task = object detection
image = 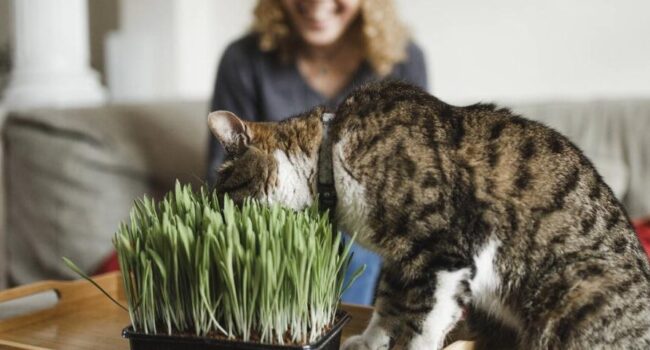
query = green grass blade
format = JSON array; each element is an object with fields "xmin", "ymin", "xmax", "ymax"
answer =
[{"xmin": 62, "ymin": 257, "xmax": 128, "ymax": 312}]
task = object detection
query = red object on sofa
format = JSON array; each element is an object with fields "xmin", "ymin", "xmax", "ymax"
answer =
[
  {"xmin": 94, "ymin": 250, "xmax": 119, "ymax": 275},
  {"xmin": 634, "ymin": 218, "xmax": 650, "ymax": 258}
]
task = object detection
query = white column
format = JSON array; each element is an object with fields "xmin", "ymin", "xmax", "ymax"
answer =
[{"xmin": 2, "ymin": 0, "xmax": 106, "ymax": 109}]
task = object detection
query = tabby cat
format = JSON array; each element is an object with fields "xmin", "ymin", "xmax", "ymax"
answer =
[{"xmin": 207, "ymin": 81, "xmax": 650, "ymax": 349}]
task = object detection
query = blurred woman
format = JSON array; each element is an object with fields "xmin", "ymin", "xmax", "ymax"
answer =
[{"xmin": 208, "ymin": 0, "xmax": 428, "ymax": 305}]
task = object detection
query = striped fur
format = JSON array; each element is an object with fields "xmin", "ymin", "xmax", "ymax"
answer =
[{"xmin": 209, "ymin": 81, "xmax": 650, "ymax": 349}]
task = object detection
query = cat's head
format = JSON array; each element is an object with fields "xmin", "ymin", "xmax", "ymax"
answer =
[{"xmin": 207, "ymin": 110, "xmax": 323, "ymax": 210}]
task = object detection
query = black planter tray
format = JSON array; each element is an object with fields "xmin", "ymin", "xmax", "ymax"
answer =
[{"xmin": 122, "ymin": 311, "xmax": 351, "ymax": 350}]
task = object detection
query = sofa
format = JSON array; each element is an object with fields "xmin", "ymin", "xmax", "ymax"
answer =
[
  {"xmin": 1, "ymin": 98, "xmax": 649, "ymax": 289},
  {"xmin": 1, "ymin": 101, "xmax": 208, "ymax": 288}
]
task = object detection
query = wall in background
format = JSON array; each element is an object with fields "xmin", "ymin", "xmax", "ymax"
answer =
[
  {"xmin": 398, "ymin": 0, "xmax": 650, "ymax": 104},
  {"xmin": 174, "ymin": 0, "xmax": 254, "ymax": 100},
  {"xmin": 104, "ymin": 0, "xmax": 253, "ymax": 101}
]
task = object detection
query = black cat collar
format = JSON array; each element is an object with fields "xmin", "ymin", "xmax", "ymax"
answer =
[{"xmin": 318, "ymin": 113, "xmax": 337, "ymax": 218}]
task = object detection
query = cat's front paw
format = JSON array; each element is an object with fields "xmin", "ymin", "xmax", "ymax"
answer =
[{"xmin": 341, "ymin": 334, "xmax": 389, "ymax": 350}]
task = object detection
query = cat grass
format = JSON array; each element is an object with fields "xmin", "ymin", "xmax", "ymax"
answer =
[{"xmin": 65, "ymin": 181, "xmax": 363, "ymax": 345}]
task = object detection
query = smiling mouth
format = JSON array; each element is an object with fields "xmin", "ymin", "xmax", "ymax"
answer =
[{"xmin": 297, "ymin": 2, "xmax": 338, "ymax": 29}]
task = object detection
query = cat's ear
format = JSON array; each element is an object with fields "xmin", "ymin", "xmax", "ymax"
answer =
[{"xmin": 208, "ymin": 110, "xmax": 252, "ymax": 155}]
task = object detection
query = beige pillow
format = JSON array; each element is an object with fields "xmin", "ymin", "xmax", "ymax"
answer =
[{"xmin": 3, "ymin": 101, "xmax": 207, "ymax": 286}]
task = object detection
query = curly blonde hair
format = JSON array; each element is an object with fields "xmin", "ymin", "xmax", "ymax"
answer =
[{"xmin": 252, "ymin": 0, "xmax": 409, "ymax": 76}]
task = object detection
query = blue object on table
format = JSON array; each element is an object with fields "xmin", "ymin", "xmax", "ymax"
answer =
[{"xmin": 341, "ymin": 237, "xmax": 382, "ymax": 305}]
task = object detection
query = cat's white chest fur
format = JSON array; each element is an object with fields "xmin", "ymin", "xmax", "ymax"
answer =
[
  {"xmin": 469, "ymin": 237, "xmax": 522, "ymax": 333},
  {"xmin": 268, "ymin": 150, "xmax": 314, "ymax": 210}
]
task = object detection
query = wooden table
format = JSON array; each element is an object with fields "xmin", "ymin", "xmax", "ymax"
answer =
[{"xmin": 0, "ymin": 272, "xmax": 473, "ymax": 349}]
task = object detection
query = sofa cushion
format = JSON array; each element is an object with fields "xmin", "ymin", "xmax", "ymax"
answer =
[{"xmin": 3, "ymin": 101, "xmax": 207, "ymax": 285}]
